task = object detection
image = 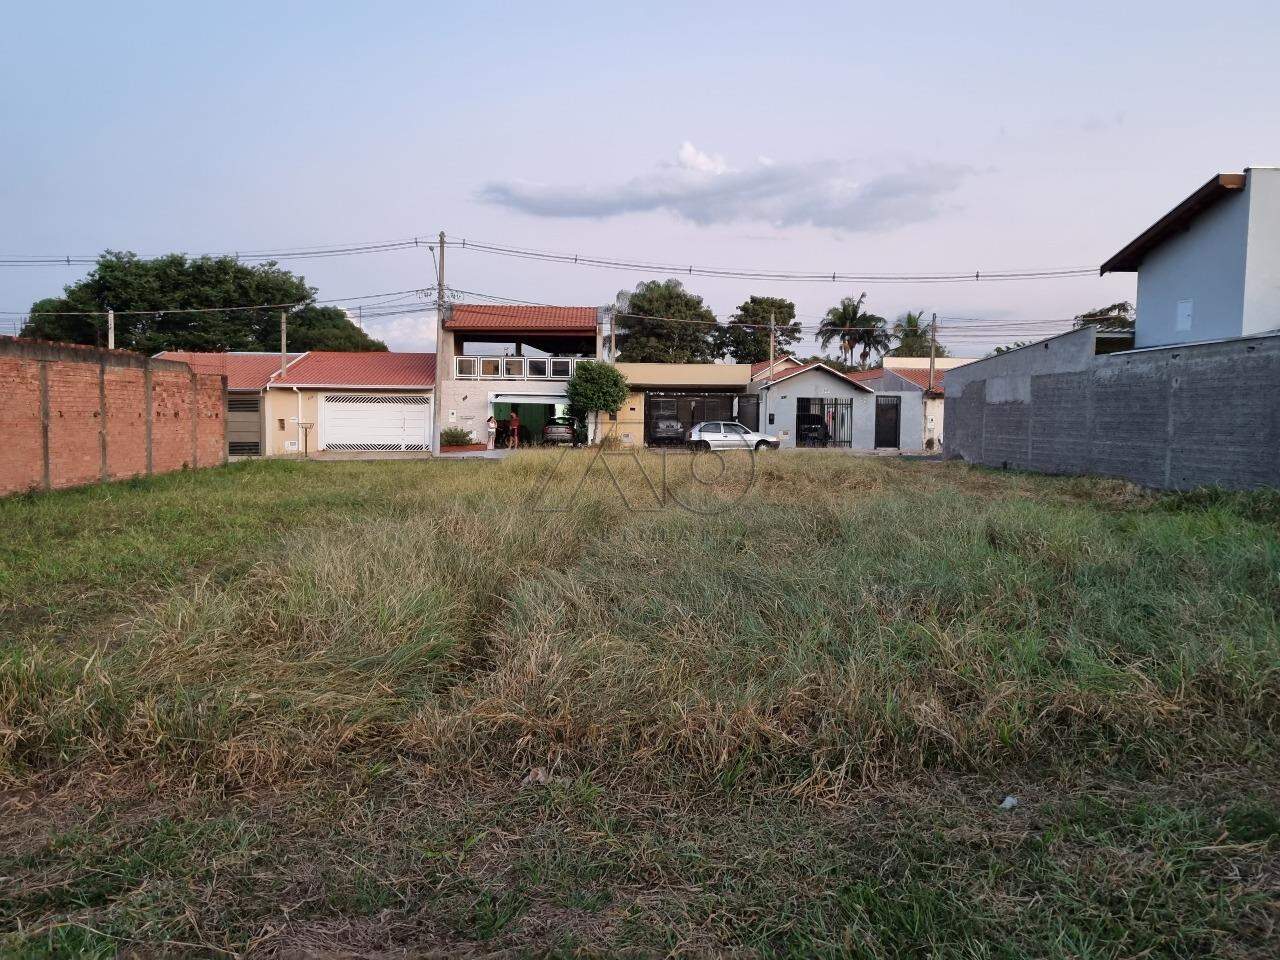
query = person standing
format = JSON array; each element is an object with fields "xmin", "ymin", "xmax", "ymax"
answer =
[
  {"xmin": 508, "ymin": 410, "xmax": 521, "ymax": 450},
  {"xmin": 485, "ymin": 415, "xmax": 497, "ymax": 450}
]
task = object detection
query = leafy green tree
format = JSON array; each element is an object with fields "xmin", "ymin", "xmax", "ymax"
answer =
[
  {"xmin": 614, "ymin": 280, "xmax": 718, "ymax": 363},
  {"xmin": 567, "ymin": 360, "xmax": 630, "ymax": 444},
  {"xmin": 887, "ymin": 310, "xmax": 947, "ymax": 358},
  {"xmin": 818, "ymin": 292, "xmax": 890, "ymax": 367},
  {"xmin": 288, "ymin": 306, "xmax": 387, "ymax": 351},
  {"xmin": 716, "ymin": 296, "xmax": 801, "ymax": 364},
  {"xmin": 20, "ymin": 251, "xmax": 385, "ymax": 353},
  {"xmin": 1073, "ymin": 301, "xmax": 1134, "ymax": 331}
]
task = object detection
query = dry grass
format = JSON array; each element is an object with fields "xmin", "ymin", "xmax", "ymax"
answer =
[{"xmin": 1, "ymin": 451, "xmax": 1278, "ymax": 957}]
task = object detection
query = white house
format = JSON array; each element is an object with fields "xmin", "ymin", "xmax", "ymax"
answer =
[{"xmin": 1101, "ymin": 167, "xmax": 1280, "ymax": 348}]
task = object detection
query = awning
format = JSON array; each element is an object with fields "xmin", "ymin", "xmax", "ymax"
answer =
[{"xmin": 489, "ymin": 392, "xmax": 568, "ymax": 405}]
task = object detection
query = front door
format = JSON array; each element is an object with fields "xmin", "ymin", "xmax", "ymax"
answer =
[{"xmin": 874, "ymin": 396, "xmax": 901, "ymax": 449}]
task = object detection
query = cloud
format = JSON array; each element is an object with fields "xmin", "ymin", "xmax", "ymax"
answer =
[
  {"xmin": 361, "ymin": 311, "xmax": 437, "ymax": 351},
  {"xmin": 477, "ymin": 142, "xmax": 970, "ymax": 231}
]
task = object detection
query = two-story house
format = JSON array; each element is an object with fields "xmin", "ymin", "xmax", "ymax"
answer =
[
  {"xmin": 1101, "ymin": 166, "xmax": 1280, "ymax": 347},
  {"xmin": 434, "ymin": 303, "xmax": 607, "ymax": 447}
]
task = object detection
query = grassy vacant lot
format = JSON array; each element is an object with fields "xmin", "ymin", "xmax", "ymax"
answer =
[{"xmin": 2, "ymin": 451, "xmax": 1278, "ymax": 958}]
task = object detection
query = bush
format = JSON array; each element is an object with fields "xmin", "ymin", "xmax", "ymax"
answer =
[{"xmin": 440, "ymin": 427, "xmax": 474, "ymax": 446}]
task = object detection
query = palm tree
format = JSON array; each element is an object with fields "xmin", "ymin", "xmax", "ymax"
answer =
[
  {"xmin": 818, "ymin": 293, "xmax": 891, "ymax": 368},
  {"xmin": 887, "ymin": 310, "xmax": 945, "ymax": 358}
]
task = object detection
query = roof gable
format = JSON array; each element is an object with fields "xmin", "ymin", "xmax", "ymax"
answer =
[
  {"xmin": 763, "ymin": 361, "xmax": 874, "ymax": 392},
  {"xmin": 1101, "ymin": 173, "xmax": 1247, "ymax": 273}
]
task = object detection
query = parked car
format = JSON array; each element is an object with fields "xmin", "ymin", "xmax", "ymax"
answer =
[
  {"xmin": 648, "ymin": 416, "xmax": 686, "ymax": 446},
  {"xmin": 796, "ymin": 418, "xmax": 831, "ymax": 447},
  {"xmin": 542, "ymin": 416, "xmax": 579, "ymax": 446},
  {"xmin": 687, "ymin": 421, "xmax": 780, "ymax": 451}
]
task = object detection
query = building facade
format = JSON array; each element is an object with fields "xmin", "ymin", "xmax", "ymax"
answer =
[{"xmin": 1102, "ymin": 167, "xmax": 1280, "ymax": 348}]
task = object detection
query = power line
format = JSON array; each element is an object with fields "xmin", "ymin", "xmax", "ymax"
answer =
[
  {"xmin": 2, "ymin": 286, "xmax": 436, "ymax": 318},
  {"xmin": 446, "ymin": 236, "xmax": 1098, "ymax": 284},
  {"xmin": 0, "ymin": 237, "xmax": 437, "ymax": 267}
]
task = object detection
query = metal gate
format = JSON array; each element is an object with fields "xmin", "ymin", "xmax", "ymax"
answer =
[
  {"xmin": 644, "ymin": 392, "xmax": 742, "ymax": 445},
  {"xmin": 737, "ymin": 394, "xmax": 760, "ymax": 431},
  {"xmin": 796, "ymin": 397, "xmax": 854, "ymax": 447},
  {"xmin": 227, "ymin": 394, "xmax": 262, "ymax": 456},
  {"xmin": 875, "ymin": 396, "xmax": 901, "ymax": 449}
]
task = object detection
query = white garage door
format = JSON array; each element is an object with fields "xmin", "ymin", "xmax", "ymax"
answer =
[{"xmin": 322, "ymin": 395, "xmax": 432, "ymax": 451}]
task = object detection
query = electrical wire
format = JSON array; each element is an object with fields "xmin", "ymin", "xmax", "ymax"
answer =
[{"xmin": 445, "ymin": 236, "xmax": 1098, "ymax": 284}]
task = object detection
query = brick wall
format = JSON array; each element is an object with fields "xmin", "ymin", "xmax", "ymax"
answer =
[{"xmin": 0, "ymin": 338, "xmax": 226, "ymax": 496}]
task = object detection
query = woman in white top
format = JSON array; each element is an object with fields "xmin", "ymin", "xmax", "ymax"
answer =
[{"xmin": 485, "ymin": 415, "xmax": 497, "ymax": 450}]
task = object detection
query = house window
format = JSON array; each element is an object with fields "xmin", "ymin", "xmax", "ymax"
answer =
[
  {"xmin": 1176, "ymin": 299, "xmax": 1193, "ymax": 333},
  {"xmin": 503, "ymin": 357, "xmax": 524, "ymax": 378},
  {"xmin": 456, "ymin": 356, "xmax": 478, "ymax": 378},
  {"xmin": 480, "ymin": 358, "xmax": 501, "ymax": 378},
  {"xmin": 527, "ymin": 358, "xmax": 548, "ymax": 378},
  {"xmin": 549, "ymin": 358, "xmax": 573, "ymax": 379}
]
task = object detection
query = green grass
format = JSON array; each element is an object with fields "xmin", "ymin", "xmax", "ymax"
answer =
[{"xmin": 1, "ymin": 452, "xmax": 1277, "ymax": 957}]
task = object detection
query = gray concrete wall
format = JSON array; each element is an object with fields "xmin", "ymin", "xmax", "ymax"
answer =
[{"xmin": 944, "ymin": 327, "xmax": 1280, "ymax": 490}]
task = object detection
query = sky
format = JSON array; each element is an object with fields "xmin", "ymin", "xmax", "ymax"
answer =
[{"xmin": 2, "ymin": 1, "xmax": 1279, "ymax": 356}]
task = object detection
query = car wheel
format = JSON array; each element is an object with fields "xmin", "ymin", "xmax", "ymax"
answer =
[
  {"xmin": 696, "ymin": 440, "xmax": 712, "ymax": 451},
  {"xmin": 755, "ymin": 440, "xmax": 770, "ymax": 451}
]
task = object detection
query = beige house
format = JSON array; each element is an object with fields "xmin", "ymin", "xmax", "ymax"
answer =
[
  {"xmin": 158, "ymin": 351, "xmax": 436, "ymax": 456},
  {"xmin": 610, "ymin": 362, "xmax": 755, "ymax": 446}
]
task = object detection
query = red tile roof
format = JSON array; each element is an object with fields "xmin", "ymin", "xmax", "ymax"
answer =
[
  {"xmin": 763, "ymin": 361, "xmax": 873, "ymax": 391},
  {"xmin": 272, "ymin": 352, "xmax": 436, "ymax": 388},
  {"xmin": 845, "ymin": 369, "xmax": 883, "ymax": 383},
  {"xmin": 446, "ymin": 304, "xmax": 598, "ymax": 333},
  {"xmin": 156, "ymin": 351, "xmax": 301, "ymax": 390},
  {"xmin": 750, "ymin": 355, "xmax": 801, "ymax": 379},
  {"xmin": 885, "ymin": 367, "xmax": 944, "ymax": 394}
]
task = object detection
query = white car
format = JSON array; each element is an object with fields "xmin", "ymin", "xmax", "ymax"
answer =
[{"xmin": 687, "ymin": 421, "xmax": 780, "ymax": 451}]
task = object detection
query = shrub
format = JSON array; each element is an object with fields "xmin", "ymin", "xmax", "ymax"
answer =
[
  {"xmin": 440, "ymin": 427, "xmax": 474, "ymax": 447},
  {"xmin": 566, "ymin": 361, "xmax": 628, "ymax": 417}
]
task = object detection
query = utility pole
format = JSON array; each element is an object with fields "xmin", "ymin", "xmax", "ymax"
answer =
[
  {"xmin": 280, "ymin": 310, "xmax": 288, "ymax": 381},
  {"xmin": 768, "ymin": 310, "xmax": 775, "ymax": 373},
  {"xmin": 107, "ymin": 309, "xmax": 115, "ymax": 350},
  {"xmin": 928, "ymin": 312, "xmax": 938, "ymax": 392},
  {"xmin": 433, "ymin": 232, "xmax": 446, "ymax": 452},
  {"xmin": 609, "ymin": 306, "xmax": 616, "ymax": 361}
]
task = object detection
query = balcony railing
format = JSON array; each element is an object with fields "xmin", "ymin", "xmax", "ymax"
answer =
[{"xmin": 454, "ymin": 355, "xmax": 584, "ymax": 380}]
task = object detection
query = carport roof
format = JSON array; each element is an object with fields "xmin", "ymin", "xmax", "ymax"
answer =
[{"xmin": 268, "ymin": 351, "xmax": 437, "ymax": 388}]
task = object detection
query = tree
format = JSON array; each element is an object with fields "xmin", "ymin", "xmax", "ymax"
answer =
[
  {"xmin": 19, "ymin": 251, "xmax": 385, "ymax": 353},
  {"xmin": 287, "ymin": 306, "xmax": 387, "ymax": 351},
  {"xmin": 818, "ymin": 292, "xmax": 890, "ymax": 367},
  {"xmin": 1073, "ymin": 301, "xmax": 1134, "ymax": 331},
  {"xmin": 795, "ymin": 353, "xmax": 858, "ymax": 374},
  {"xmin": 716, "ymin": 296, "xmax": 801, "ymax": 364},
  {"xmin": 614, "ymin": 280, "xmax": 718, "ymax": 363},
  {"xmin": 990, "ymin": 341, "xmax": 1032, "ymax": 356},
  {"xmin": 566, "ymin": 360, "xmax": 629, "ymax": 444},
  {"xmin": 887, "ymin": 310, "xmax": 948, "ymax": 359}
]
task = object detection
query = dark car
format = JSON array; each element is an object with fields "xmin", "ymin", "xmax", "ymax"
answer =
[
  {"xmin": 543, "ymin": 416, "xmax": 578, "ymax": 446},
  {"xmin": 796, "ymin": 418, "xmax": 831, "ymax": 447},
  {"xmin": 648, "ymin": 417, "xmax": 686, "ymax": 446}
]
